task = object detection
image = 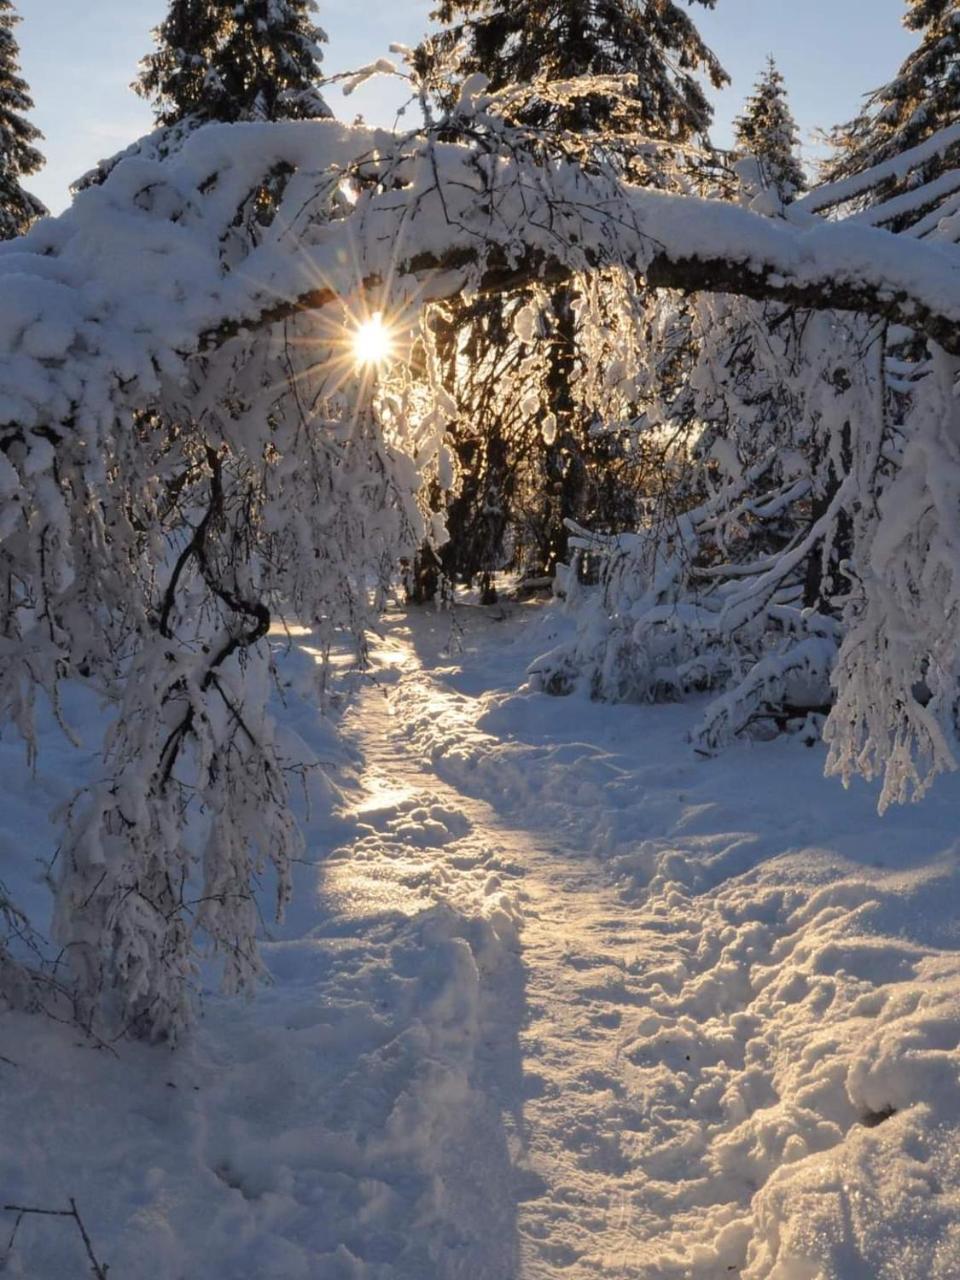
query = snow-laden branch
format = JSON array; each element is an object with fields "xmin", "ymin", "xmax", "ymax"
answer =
[
  {"xmin": 795, "ymin": 118, "xmax": 960, "ymax": 215},
  {"xmin": 5, "ymin": 116, "xmax": 960, "ymax": 448},
  {"xmin": 193, "ymin": 131, "xmax": 960, "ymax": 357}
]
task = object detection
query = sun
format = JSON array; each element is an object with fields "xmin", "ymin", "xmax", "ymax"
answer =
[{"xmin": 353, "ymin": 312, "xmax": 395, "ymax": 369}]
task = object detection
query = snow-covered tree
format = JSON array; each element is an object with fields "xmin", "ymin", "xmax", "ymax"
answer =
[
  {"xmin": 416, "ymin": 0, "xmax": 727, "ymax": 587},
  {"xmin": 430, "ymin": 0, "xmax": 726, "ymax": 142},
  {"xmin": 734, "ymin": 57, "xmax": 806, "ymax": 203},
  {"xmin": 3, "ymin": 96, "xmax": 960, "ymax": 1032},
  {"xmin": 0, "ymin": 0, "xmax": 44, "ymax": 240},
  {"xmin": 807, "ymin": 4, "xmax": 960, "ymax": 806},
  {"xmin": 136, "ymin": 0, "xmax": 332, "ymax": 125},
  {"xmin": 40, "ymin": 5, "xmax": 338, "ymax": 1036},
  {"xmin": 823, "ymin": 0, "xmax": 960, "ymax": 225}
]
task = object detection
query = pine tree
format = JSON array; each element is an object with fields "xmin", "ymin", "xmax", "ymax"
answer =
[
  {"xmin": 0, "ymin": 0, "xmax": 45, "ymax": 240},
  {"xmin": 823, "ymin": 0, "xmax": 960, "ymax": 215},
  {"xmin": 137, "ymin": 0, "xmax": 331, "ymax": 126},
  {"xmin": 734, "ymin": 57, "xmax": 806, "ymax": 202}
]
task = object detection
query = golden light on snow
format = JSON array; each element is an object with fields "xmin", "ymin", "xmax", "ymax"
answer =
[{"xmin": 352, "ymin": 312, "xmax": 395, "ymax": 369}]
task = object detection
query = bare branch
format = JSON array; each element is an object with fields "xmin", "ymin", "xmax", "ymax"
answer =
[{"xmin": 3, "ymin": 1200, "xmax": 109, "ymax": 1279}]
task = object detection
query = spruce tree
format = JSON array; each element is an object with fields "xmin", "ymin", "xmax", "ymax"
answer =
[
  {"xmin": 137, "ymin": 0, "xmax": 331, "ymax": 126},
  {"xmin": 734, "ymin": 57, "xmax": 806, "ymax": 201},
  {"xmin": 430, "ymin": 0, "xmax": 726, "ymax": 141},
  {"xmin": 0, "ymin": 0, "xmax": 45, "ymax": 240},
  {"xmin": 824, "ymin": 0, "xmax": 960, "ymax": 215},
  {"xmin": 422, "ymin": 0, "xmax": 727, "ymax": 588}
]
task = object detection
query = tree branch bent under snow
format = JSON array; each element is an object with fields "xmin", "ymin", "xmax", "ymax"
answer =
[
  {"xmin": 3, "ymin": 116, "xmax": 960, "ymax": 1038},
  {"xmin": 4, "ymin": 119, "xmax": 960, "ymax": 425},
  {"xmin": 196, "ymin": 160, "xmax": 960, "ymax": 361}
]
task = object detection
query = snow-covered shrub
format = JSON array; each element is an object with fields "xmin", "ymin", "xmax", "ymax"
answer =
[
  {"xmin": 826, "ymin": 346, "xmax": 960, "ymax": 810},
  {"xmin": 531, "ymin": 510, "xmax": 840, "ymax": 749},
  {"xmin": 531, "ymin": 294, "xmax": 882, "ymax": 751}
]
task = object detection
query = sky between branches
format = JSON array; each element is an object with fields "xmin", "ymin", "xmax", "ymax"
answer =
[{"xmin": 18, "ymin": 0, "xmax": 913, "ymax": 214}]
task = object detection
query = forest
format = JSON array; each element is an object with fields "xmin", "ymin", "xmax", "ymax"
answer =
[{"xmin": 1, "ymin": 2, "xmax": 960, "ymax": 1278}]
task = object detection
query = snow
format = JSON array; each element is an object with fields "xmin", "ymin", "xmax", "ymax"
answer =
[{"xmin": 2, "ymin": 600, "xmax": 960, "ymax": 1278}]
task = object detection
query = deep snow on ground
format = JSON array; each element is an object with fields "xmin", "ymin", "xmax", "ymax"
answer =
[{"xmin": 1, "ymin": 600, "xmax": 960, "ymax": 1278}]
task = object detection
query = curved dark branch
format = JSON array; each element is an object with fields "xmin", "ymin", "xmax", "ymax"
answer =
[{"xmin": 195, "ymin": 236, "xmax": 960, "ymax": 359}]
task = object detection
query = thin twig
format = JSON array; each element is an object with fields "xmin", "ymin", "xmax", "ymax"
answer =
[{"xmin": 3, "ymin": 1200, "xmax": 109, "ymax": 1278}]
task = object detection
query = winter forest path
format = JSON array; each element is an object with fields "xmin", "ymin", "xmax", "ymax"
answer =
[
  {"xmin": 317, "ymin": 602, "xmax": 960, "ymax": 1280},
  {"xmin": 3, "ymin": 603, "xmax": 959, "ymax": 1279},
  {"xmin": 329, "ymin": 608, "xmax": 672, "ymax": 1278}
]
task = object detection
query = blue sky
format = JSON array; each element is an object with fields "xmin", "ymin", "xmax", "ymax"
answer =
[{"xmin": 16, "ymin": 0, "xmax": 914, "ymax": 213}]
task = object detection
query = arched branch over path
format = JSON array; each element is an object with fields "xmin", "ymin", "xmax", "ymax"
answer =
[
  {"xmin": 3, "ymin": 117, "xmax": 959, "ymax": 422},
  {"xmin": 187, "ymin": 127, "xmax": 960, "ymax": 359},
  {"xmin": 2, "ymin": 114, "xmax": 959, "ymax": 1036}
]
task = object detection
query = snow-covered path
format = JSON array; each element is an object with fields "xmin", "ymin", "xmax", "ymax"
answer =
[
  {"xmin": 322, "ymin": 605, "xmax": 960, "ymax": 1278},
  {"xmin": 2, "ymin": 601, "xmax": 960, "ymax": 1278},
  {"xmin": 332, "ymin": 616, "xmax": 673, "ymax": 1277}
]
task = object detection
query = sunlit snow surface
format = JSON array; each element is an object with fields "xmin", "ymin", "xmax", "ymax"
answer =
[{"xmin": 1, "ymin": 601, "xmax": 959, "ymax": 1278}]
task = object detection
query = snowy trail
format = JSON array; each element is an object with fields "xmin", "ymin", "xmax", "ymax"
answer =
[
  {"xmin": 321, "ymin": 604, "xmax": 960, "ymax": 1279},
  {"xmin": 330, "ymin": 617, "xmax": 669, "ymax": 1277},
  {"xmin": 3, "ymin": 601, "xmax": 960, "ymax": 1279}
]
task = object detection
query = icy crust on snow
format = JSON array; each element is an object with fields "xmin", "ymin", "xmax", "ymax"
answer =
[{"xmin": 398, "ymin": 606, "xmax": 960, "ymax": 1279}]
